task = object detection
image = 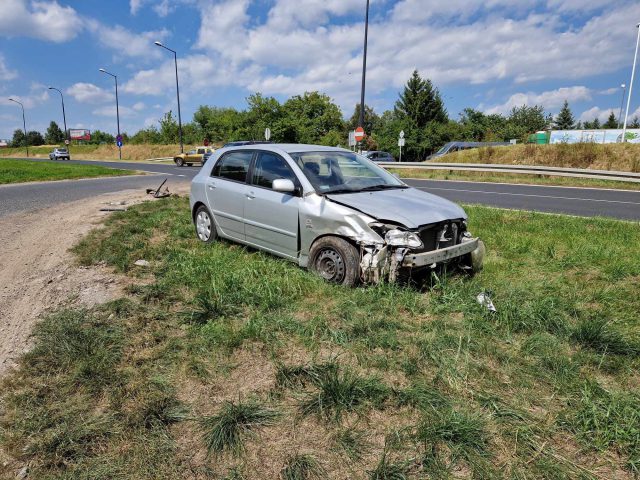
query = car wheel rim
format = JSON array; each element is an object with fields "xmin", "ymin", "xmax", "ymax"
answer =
[
  {"xmin": 196, "ymin": 211, "xmax": 211, "ymax": 241},
  {"xmin": 316, "ymin": 248, "xmax": 345, "ymax": 283}
]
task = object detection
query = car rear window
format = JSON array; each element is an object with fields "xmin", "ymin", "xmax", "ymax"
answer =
[{"xmin": 212, "ymin": 151, "xmax": 253, "ymax": 182}]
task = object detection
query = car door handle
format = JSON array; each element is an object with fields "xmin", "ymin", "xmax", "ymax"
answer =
[
  {"xmin": 246, "ymin": 191, "xmax": 255, "ymax": 199},
  {"xmin": 208, "ymin": 183, "xmax": 216, "ymax": 190}
]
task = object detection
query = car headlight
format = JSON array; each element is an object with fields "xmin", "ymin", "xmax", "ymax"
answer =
[{"xmin": 385, "ymin": 229, "xmax": 423, "ymax": 248}]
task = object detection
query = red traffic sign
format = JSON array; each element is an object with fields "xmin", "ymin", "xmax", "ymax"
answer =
[
  {"xmin": 64, "ymin": 139, "xmax": 70, "ymax": 145},
  {"xmin": 203, "ymin": 138, "xmax": 210, "ymax": 146},
  {"xmin": 354, "ymin": 127, "xmax": 365, "ymax": 142}
]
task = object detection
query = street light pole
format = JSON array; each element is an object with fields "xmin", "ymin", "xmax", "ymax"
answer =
[
  {"xmin": 48, "ymin": 87, "xmax": 69, "ymax": 150},
  {"xmin": 99, "ymin": 68, "xmax": 121, "ymax": 159},
  {"xmin": 8, "ymin": 98, "xmax": 28, "ymax": 157},
  {"xmin": 359, "ymin": 0, "xmax": 370, "ymax": 130},
  {"xmin": 622, "ymin": 23, "xmax": 640, "ymax": 142},
  {"xmin": 618, "ymin": 84, "xmax": 627, "ymax": 128},
  {"xmin": 154, "ymin": 41, "xmax": 184, "ymax": 153}
]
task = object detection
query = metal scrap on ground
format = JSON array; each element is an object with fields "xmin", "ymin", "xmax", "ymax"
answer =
[{"xmin": 146, "ymin": 178, "xmax": 171, "ymax": 198}]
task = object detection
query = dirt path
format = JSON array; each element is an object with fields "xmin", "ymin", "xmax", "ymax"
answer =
[{"xmin": 0, "ymin": 182, "xmax": 190, "ymax": 378}]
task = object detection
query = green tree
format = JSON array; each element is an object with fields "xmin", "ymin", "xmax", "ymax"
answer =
[
  {"xmin": 584, "ymin": 118, "xmax": 601, "ymax": 129},
  {"xmin": 159, "ymin": 111, "xmax": 179, "ymax": 143},
  {"xmin": 603, "ymin": 111, "xmax": 618, "ymax": 129},
  {"xmin": 45, "ymin": 121, "xmax": 65, "ymax": 144},
  {"xmin": 553, "ymin": 101, "xmax": 575, "ymax": 130},
  {"xmin": 243, "ymin": 93, "xmax": 283, "ymax": 140},
  {"xmin": 26, "ymin": 130, "xmax": 44, "ymax": 146},
  {"xmin": 630, "ymin": 117, "xmax": 640, "ymax": 129},
  {"xmin": 10, "ymin": 129, "xmax": 25, "ymax": 148},
  {"xmin": 278, "ymin": 92, "xmax": 344, "ymax": 144},
  {"xmin": 394, "ymin": 70, "xmax": 447, "ymax": 128},
  {"xmin": 89, "ymin": 130, "xmax": 115, "ymax": 144},
  {"xmin": 505, "ymin": 105, "xmax": 551, "ymax": 141},
  {"xmin": 193, "ymin": 106, "xmax": 245, "ymax": 142}
]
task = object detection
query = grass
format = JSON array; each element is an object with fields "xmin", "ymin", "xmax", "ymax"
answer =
[
  {"xmin": 432, "ymin": 142, "xmax": 640, "ymax": 172},
  {"xmin": 1, "ymin": 197, "xmax": 639, "ymax": 478},
  {"xmin": 389, "ymin": 167, "xmax": 640, "ymax": 190},
  {"xmin": 0, "ymin": 158, "xmax": 134, "ymax": 184}
]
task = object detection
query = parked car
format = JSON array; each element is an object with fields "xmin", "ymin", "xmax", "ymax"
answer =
[
  {"xmin": 365, "ymin": 151, "xmax": 396, "ymax": 162},
  {"xmin": 190, "ymin": 144, "xmax": 485, "ymax": 286},
  {"xmin": 173, "ymin": 146, "xmax": 214, "ymax": 167},
  {"xmin": 49, "ymin": 148, "xmax": 70, "ymax": 161},
  {"xmin": 223, "ymin": 141, "xmax": 272, "ymax": 148}
]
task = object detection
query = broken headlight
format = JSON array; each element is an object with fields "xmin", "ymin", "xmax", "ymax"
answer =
[{"xmin": 385, "ymin": 229, "xmax": 423, "ymax": 248}]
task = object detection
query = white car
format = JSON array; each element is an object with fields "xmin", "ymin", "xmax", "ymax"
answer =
[{"xmin": 49, "ymin": 148, "xmax": 70, "ymax": 161}]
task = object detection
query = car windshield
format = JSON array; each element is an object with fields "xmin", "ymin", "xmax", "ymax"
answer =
[
  {"xmin": 58, "ymin": 149, "xmax": 67, "ymax": 153},
  {"xmin": 290, "ymin": 150, "xmax": 405, "ymax": 194}
]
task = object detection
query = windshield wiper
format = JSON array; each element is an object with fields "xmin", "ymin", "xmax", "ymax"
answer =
[{"xmin": 356, "ymin": 184, "xmax": 408, "ymax": 192}]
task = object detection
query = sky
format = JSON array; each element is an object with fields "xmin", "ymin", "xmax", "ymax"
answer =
[{"xmin": 1, "ymin": 0, "xmax": 640, "ymax": 140}]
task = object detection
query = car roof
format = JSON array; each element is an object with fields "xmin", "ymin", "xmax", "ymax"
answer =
[{"xmin": 221, "ymin": 143, "xmax": 351, "ymax": 155}]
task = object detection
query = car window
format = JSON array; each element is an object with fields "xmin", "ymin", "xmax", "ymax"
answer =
[
  {"xmin": 212, "ymin": 151, "xmax": 253, "ymax": 182},
  {"xmin": 251, "ymin": 152, "xmax": 298, "ymax": 190},
  {"xmin": 197, "ymin": 148, "xmax": 205, "ymax": 154},
  {"xmin": 290, "ymin": 151, "xmax": 404, "ymax": 194},
  {"xmin": 187, "ymin": 150, "xmax": 196, "ymax": 154}
]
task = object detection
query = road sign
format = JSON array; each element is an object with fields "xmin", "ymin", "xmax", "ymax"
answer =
[
  {"xmin": 116, "ymin": 134, "xmax": 123, "ymax": 143},
  {"xmin": 64, "ymin": 139, "xmax": 70, "ymax": 145},
  {"xmin": 265, "ymin": 128, "xmax": 271, "ymax": 141},
  {"xmin": 399, "ymin": 130, "xmax": 405, "ymax": 139},
  {"xmin": 116, "ymin": 140, "xmax": 123, "ymax": 147},
  {"xmin": 203, "ymin": 138, "xmax": 210, "ymax": 146},
  {"xmin": 348, "ymin": 131, "xmax": 356, "ymax": 148},
  {"xmin": 398, "ymin": 138, "xmax": 405, "ymax": 147},
  {"xmin": 354, "ymin": 127, "xmax": 365, "ymax": 142}
]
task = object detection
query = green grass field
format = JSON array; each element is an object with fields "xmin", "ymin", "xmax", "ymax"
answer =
[
  {"xmin": 0, "ymin": 158, "xmax": 135, "ymax": 184},
  {"xmin": 1, "ymin": 198, "xmax": 639, "ymax": 479}
]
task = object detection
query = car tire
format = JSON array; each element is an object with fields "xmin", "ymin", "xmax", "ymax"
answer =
[
  {"xmin": 194, "ymin": 205, "xmax": 217, "ymax": 244},
  {"xmin": 309, "ymin": 236, "xmax": 360, "ymax": 287},
  {"xmin": 175, "ymin": 157, "xmax": 184, "ymax": 167},
  {"xmin": 187, "ymin": 163, "xmax": 193, "ymax": 167}
]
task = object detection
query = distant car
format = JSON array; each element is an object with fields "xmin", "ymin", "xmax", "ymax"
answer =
[
  {"xmin": 428, "ymin": 141, "xmax": 513, "ymax": 159},
  {"xmin": 173, "ymin": 146, "xmax": 214, "ymax": 167},
  {"xmin": 202, "ymin": 151, "xmax": 214, "ymax": 164},
  {"xmin": 223, "ymin": 141, "xmax": 272, "ymax": 148},
  {"xmin": 365, "ymin": 151, "xmax": 396, "ymax": 162},
  {"xmin": 49, "ymin": 148, "xmax": 70, "ymax": 161}
]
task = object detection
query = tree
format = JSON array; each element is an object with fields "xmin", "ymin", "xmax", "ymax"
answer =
[
  {"xmin": 158, "ymin": 111, "xmax": 179, "ymax": 144},
  {"xmin": 505, "ymin": 105, "xmax": 551, "ymax": 141},
  {"xmin": 347, "ymin": 104, "xmax": 379, "ymax": 135},
  {"xmin": 603, "ymin": 111, "xmax": 618, "ymax": 129},
  {"xmin": 45, "ymin": 121, "xmax": 65, "ymax": 144},
  {"xmin": 584, "ymin": 118, "xmax": 601, "ymax": 130},
  {"xmin": 278, "ymin": 92, "xmax": 344, "ymax": 144},
  {"xmin": 630, "ymin": 117, "xmax": 640, "ymax": 129},
  {"xmin": 26, "ymin": 130, "xmax": 44, "ymax": 146},
  {"xmin": 11, "ymin": 129, "xmax": 25, "ymax": 148},
  {"xmin": 553, "ymin": 100, "xmax": 575, "ymax": 130},
  {"xmin": 394, "ymin": 70, "xmax": 447, "ymax": 128}
]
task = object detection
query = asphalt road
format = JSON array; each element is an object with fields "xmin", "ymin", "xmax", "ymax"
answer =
[{"xmin": 2, "ymin": 158, "xmax": 640, "ymax": 221}]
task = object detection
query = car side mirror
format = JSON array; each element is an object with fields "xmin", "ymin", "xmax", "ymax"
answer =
[{"xmin": 272, "ymin": 179, "xmax": 296, "ymax": 193}]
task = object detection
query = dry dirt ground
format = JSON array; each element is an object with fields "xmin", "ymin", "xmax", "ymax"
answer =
[{"xmin": 0, "ymin": 181, "xmax": 190, "ymax": 379}]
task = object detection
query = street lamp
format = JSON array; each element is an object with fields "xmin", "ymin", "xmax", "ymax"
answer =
[
  {"xmin": 48, "ymin": 87, "xmax": 69, "ymax": 150},
  {"xmin": 8, "ymin": 98, "xmax": 28, "ymax": 157},
  {"xmin": 622, "ymin": 23, "xmax": 640, "ymax": 142},
  {"xmin": 99, "ymin": 68, "xmax": 121, "ymax": 159},
  {"xmin": 154, "ymin": 41, "xmax": 184, "ymax": 153},
  {"xmin": 358, "ymin": 0, "xmax": 370, "ymax": 131},
  {"xmin": 618, "ymin": 84, "xmax": 626, "ymax": 128}
]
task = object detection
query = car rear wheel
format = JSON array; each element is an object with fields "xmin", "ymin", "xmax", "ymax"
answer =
[
  {"xmin": 309, "ymin": 237, "xmax": 360, "ymax": 287},
  {"xmin": 195, "ymin": 205, "xmax": 216, "ymax": 243},
  {"xmin": 175, "ymin": 157, "xmax": 184, "ymax": 167}
]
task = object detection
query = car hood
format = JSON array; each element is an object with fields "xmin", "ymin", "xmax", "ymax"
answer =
[{"xmin": 326, "ymin": 187, "xmax": 466, "ymax": 229}]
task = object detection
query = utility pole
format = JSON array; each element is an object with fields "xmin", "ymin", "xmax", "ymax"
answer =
[
  {"xmin": 48, "ymin": 87, "xmax": 69, "ymax": 150},
  {"xmin": 155, "ymin": 41, "xmax": 184, "ymax": 153},
  {"xmin": 8, "ymin": 98, "xmax": 28, "ymax": 157},
  {"xmin": 99, "ymin": 68, "xmax": 121, "ymax": 159},
  {"xmin": 359, "ymin": 0, "xmax": 370, "ymax": 130},
  {"xmin": 622, "ymin": 23, "xmax": 640, "ymax": 142}
]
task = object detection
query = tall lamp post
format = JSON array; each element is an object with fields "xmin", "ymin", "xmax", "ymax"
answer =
[
  {"xmin": 48, "ymin": 87, "xmax": 69, "ymax": 150},
  {"xmin": 154, "ymin": 41, "xmax": 184, "ymax": 153},
  {"xmin": 618, "ymin": 84, "xmax": 626, "ymax": 128},
  {"xmin": 8, "ymin": 98, "xmax": 28, "ymax": 157},
  {"xmin": 359, "ymin": 0, "xmax": 370, "ymax": 131},
  {"xmin": 99, "ymin": 68, "xmax": 121, "ymax": 159},
  {"xmin": 622, "ymin": 23, "xmax": 640, "ymax": 142}
]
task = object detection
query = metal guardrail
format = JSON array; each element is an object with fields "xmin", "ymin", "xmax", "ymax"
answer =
[{"xmin": 377, "ymin": 162, "xmax": 640, "ymax": 183}]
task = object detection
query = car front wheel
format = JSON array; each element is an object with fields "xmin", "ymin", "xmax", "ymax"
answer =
[
  {"xmin": 175, "ymin": 157, "xmax": 184, "ymax": 167},
  {"xmin": 194, "ymin": 205, "xmax": 216, "ymax": 243},
  {"xmin": 309, "ymin": 236, "xmax": 360, "ymax": 287}
]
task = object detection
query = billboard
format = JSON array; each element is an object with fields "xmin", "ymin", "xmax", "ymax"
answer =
[
  {"xmin": 69, "ymin": 129, "xmax": 91, "ymax": 141},
  {"xmin": 549, "ymin": 129, "xmax": 640, "ymax": 144}
]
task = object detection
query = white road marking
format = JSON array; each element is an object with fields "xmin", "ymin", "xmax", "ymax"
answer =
[{"xmin": 415, "ymin": 186, "xmax": 640, "ymax": 206}]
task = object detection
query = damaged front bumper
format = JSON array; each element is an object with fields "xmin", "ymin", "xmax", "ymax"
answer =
[{"xmin": 360, "ymin": 236, "xmax": 486, "ymax": 284}]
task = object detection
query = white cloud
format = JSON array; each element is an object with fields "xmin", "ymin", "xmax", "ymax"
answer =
[
  {"xmin": 66, "ymin": 83, "xmax": 113, "ymax": 104},
  {"xmin": 92, "ymin": 105, "xmax": 136, "ymax": 118},
  {"xmin": 132, "ymin": 102, "xmax": 146, "ymax": 111},
  {"xmin": 579, "ymin": 106, "xmax": 619, "ymax": 123},
  {"xmin": 86, "ymin": 21, "xmax": 170, "ymax": 60},
  {"xmin": 0, "ymin": 55, "xmax": 17, "ymax": 81},
  {"xmin": 130, "ymin": 0, "xmax": 174, "ymax": 16},
  {"xmin": 600, "ymin": 87, "xmax": 624, "ymax": 95},
  {"xmin": 0, "ymin": 0, "xmax": 83, "ymax": 42},
  {"xmin": 1, "ymin": 82, "xmax": 50, "ymax": 109},
  {"xmin": 130, "ymin": 0, "xmax": 143, "ymax": 14},
  {"xmin": 484, "ymin": 86, "xmax": 592, "ymax": 115}
]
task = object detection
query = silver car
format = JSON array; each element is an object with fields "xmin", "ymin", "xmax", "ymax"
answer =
[{"xmin": 190, "ymin": 144, "xmax": 485, "ymax": 286}]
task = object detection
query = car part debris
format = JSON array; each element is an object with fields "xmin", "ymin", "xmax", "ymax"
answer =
[
  {"xmin": 134, "ymin": 259, "xmax": 150, "ymax": 267},
  {"xmin": 146, "ymin": 178, "xmax": 170, "ymax": 198},
  {"xmin": 99, "ymin": 208, "xmax": 126, "ymax": 212},
  {"xmin": 476, "ymin": 291, "xmax": 496, "ymax": 313}
]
